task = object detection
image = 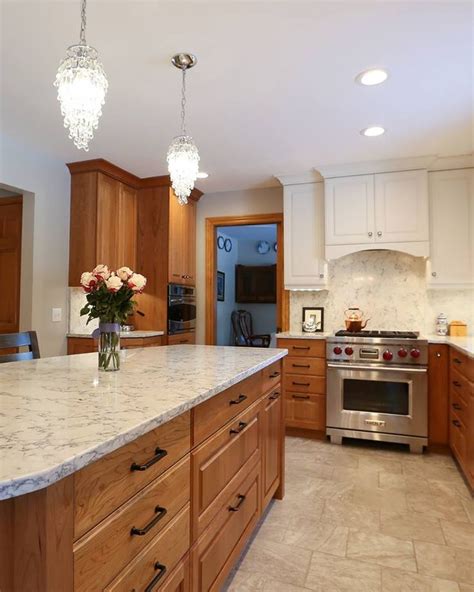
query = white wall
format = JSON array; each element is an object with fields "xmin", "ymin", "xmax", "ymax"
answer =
[
  {"xmin": 0, "ymin": 133, "xmax": 70, "ymax": 356},
  {"xmin": 216, "ymin": 230, "xmax": 238, "ymax": 345},
  {"xmin": 195, "ymin": 187, "xmax": 283, "ymax": 343}
]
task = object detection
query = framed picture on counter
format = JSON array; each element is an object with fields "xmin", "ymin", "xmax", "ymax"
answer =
[
  {"xmin": 217, "ymin": 271, "xmax": 225, "ymax": 302},
  {"xmin": 302, "ymin": 307, "xmax": 324, "ymax": 332}
]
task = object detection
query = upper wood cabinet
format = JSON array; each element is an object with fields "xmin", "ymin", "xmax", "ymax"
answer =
[
  {"xmin": 324, "ymin": 170, "xmax": 429, "ymax": 258},
  {"xmin": 427, "ymin": 168, "xmax": 474, "ymax": 288},
  {"xmin": 282, "ymin": 182, "xmax": 327, "ymax": 289},
  {"xmin": 169, "ymin": 195, "xmax": 196, "ymax": 285}
]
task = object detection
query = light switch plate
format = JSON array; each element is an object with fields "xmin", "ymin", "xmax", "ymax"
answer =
[{"xmin": 52, "ymin": 308, "xmax": 62, "ymax": 322}]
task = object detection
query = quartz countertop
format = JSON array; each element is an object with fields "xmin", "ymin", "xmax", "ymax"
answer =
[
  {"xmin": 276, "ymin": 331, "xmax": 332, "ymax": 340},
  {"xmin": 67, "ymin": 330, "xmax": 165, "ymax": 339},
  {"xmin": 0, "ymin": 345, "xmax": 287, "ymax": 500},
  {"xmin": 425, "ymin": 334, "xmax": 474, "ymax": 358}
]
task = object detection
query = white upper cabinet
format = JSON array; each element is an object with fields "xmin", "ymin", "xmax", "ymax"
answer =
[
  {"xmin": 374, "ymin": 170, "xmax": 429, "ymax": 243},
  {"xmin": 283, "ymin": 182, "xmax": 327, "ymax": 289},
  {"xmin": 324, "ymin": 169, "xmax": 429, "ymax": 259},
  {"xmin": 427, "ymin": 168, "xmax": 474, "ymax": 288},
  {"xmin": 325, "ymin": 175, "xmax": 375, "ymax": 245}
]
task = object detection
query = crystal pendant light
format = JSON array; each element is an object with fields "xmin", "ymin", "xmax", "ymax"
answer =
[
  {"xmin": 167, "ymin": 53, "xmax": 200, "ymax": 205},
  {"xmin": 54, "ymin": 0, "xmax": 108, "ymax": 151}
]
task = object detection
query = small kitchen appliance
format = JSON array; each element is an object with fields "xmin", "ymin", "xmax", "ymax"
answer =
[
  {"xmin": 344, "ymin": 308, "xmax": 370, "ymax": 333},
  {"xmin": 326, "ymin": 330, "xmax": 428, "ymax": 453}
]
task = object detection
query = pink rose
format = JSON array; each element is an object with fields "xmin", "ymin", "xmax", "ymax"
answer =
[
  {"xmin": 105, "ymin": 274, "xmax": 123, "ymax": 292},
  {"xmin": 128, "ymin": 273, "xmax": 147, "ymax": 293},
  {"xmin": 80, "ymin": 271, "xmax": 98, "ymax": 293},
  {"xmin": 92, "ymin": 264, "xmax": 110, "ymax": 281},
  {"xmin": 116, "ymin": 266, "xmax": 133, "ymax": 281}
]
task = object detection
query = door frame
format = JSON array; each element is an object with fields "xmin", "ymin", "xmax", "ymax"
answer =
[{"xmin": 205, "ymin": 213, "xmax": 289, "ymax": 345}]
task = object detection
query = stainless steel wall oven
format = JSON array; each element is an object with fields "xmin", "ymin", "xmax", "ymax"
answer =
[{"xmin": 168, "ymin": 284, "xmax": 196, "ymax": 335}]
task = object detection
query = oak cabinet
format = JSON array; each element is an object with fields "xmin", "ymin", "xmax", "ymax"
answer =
[
  {"xmin": 262, "ymin": 387, "xmax": 282, "ymax": 508},
  {"xmin": 282, "ymin": 181, "xmax": 327, "ymax": 289},
  {"xmin": 427, "ymin": 169, "xmax": 474, "ymax": 288},
  {"xmin": 167, "ymin": 332, "xmax": 196, "ymax": 346},
  {"xmin": 428, "ymin": 344, "xmax": 449, "ymax": 445},
  {"xmin": 0, "ymin": 197, "xmax": 22, "ymax": 333},
  {"xmin": 169, "ymin": 195, "xmax": 196, "ymax": 286},
  {"xmin": 67, "ymin": 335, "xmax": 164, "ymax": 355}
]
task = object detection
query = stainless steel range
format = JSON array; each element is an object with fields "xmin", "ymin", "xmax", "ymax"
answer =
[{"xmin": 326, "ymin": 330, "xmax": 428, "ymax": 453}]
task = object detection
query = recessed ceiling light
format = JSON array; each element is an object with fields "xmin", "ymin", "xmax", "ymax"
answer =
[
  {"xmin": 196, "ymin": 171, "xmax": 209, "ymax": 179},
  {"xmin": 356, "ymin": 68, "xmax": 388, "ymax": 86},
  {"xmin": 361, "ymin": 126, "xmax": 386, "ymax": 137}
]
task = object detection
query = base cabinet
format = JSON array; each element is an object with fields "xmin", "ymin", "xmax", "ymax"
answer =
[
  {"xmin": 428, "ymin": 344, "xmax": 449, "ymax": 445},
  {"xmin": 262, "ymin": 387, "xmax": 282, "ymax": 508},
  {"xmin": 67, "ymin": 335, "xmax": 164, "ymax": 354}
]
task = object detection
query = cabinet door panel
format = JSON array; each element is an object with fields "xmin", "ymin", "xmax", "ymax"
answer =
[
  {"xmin": 374, "ymin": 170, "xmax": 429, "ymax": 243},
  {"xmin": 325, "ymin": 175, "xmax": 374, "ymax": 245},
  {"xmin": 169, "ymin": 192, "xmax": 195, "ymax": 285},
  {"xmin": 285, "ymin": 392, "xmax": 326, "ymax": 430},
  {"xmin": 428, "ymin": 169, "xmax": 474, "ymax": 287},
  {"xmin": 428, "ymin": 344, "xmax": 449, "ymax": 445},
  {"xmin": 97, "ymin": 173, "xmax": 120, "ymax": 270},
  {"xmin": 117, "ymin": 182, "xmax": 137, "ymax": 270},
  {"xmin": 262, "ymin": 389, "xmax": 281, "ymax": 507}
]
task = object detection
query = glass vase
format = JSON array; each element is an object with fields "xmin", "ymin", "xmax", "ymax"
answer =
[{"xmin": 98, "ymin": 323, "xmax": 121, "ymax": 371}]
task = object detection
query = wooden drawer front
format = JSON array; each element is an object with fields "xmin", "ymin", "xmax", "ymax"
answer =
[
  {"xmin": 285, "ymin": 392, "xmax": 326, "ymax": 431},
  {"xmin": 284, "ymin": 356, "xmax": 325, "ymax": 377},
  {"xmin": 277, "ymin": 338, "xmax": 325, "ymax": 358},
  {"xmin": 450, "ymin": 411, "xmax": 467, "ymax": 467},
  {"xmin": 67, "ymin": 337, "xmax": 96, "ymax": 355},
  {"xmin": 191, "ymin": 465, "xmax": 260, "ymax": 592},
  {"xmin": 192, "ymin": 401, "xmax": 262, "ymax": 539},
  {"xmin": 121, "ymin": 338, "xmax": 144, "ymax": 349},
  {"xmin": 74, "ymin": 412, "xmax": 191, "ymax": 538},
  {"xmin": 450, "ymin": 382, "xmax": 469, "ymax": 419},
  {"xmin": 74, "ymin": 456, "xmax": 190, "ymax": 592},
  {"xmin": 450, "ymin": 348, "xmax": 474, "ymax": 383},
  {"xmin": 284, "ymin": 374, "xmax": 326, "ymax": 395},
  {"xmin": 192, "ymin": 372, "xmax": 262, "ymax": 446},
  {"xmin": 261, "ymin": 361, "xmax": 282, "ymax": 394},
  {"xmin": 160, "ymin": 555, "xmax": 190, "ymax": 592},
  {"xmin": 450, "ymin": 367, "xmax": 473, "ymax": 403},
  {"xmin": 104, "ymin": 504, "xmax": 190, "ymax": 592},
  {"xmin": 168, "ymin": 332, "xmax": 196, "ymax": 346}
]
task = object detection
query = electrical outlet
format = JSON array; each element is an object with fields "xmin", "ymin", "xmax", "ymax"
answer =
[{"xmin": 52, "ymin": 308, "xmax": 62, "ymax": 322}]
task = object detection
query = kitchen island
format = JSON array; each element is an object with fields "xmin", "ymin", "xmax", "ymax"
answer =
[{"xmin": 0, "ymin": 345, "xmax": 286, "ymax": 591}]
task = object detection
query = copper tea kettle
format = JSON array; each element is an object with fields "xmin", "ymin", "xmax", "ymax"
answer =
[{"xmin": 344, "ymin": 308, "xmax": 370, "ymax": 332}]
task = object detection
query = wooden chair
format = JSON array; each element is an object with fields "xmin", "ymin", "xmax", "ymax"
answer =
[
  {"xmin": 231, "ymin": 310, "xmax": 271, "ymax": 348},
  {"xmin": 0, "ymin": 331, "xmax": 40, "ymax": 363}
]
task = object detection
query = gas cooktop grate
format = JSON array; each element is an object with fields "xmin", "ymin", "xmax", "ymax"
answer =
[{"xmin": 334, "ymin": 330, "xmax": 419, "ymax": 339}]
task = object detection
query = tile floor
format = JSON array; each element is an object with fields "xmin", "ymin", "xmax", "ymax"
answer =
[{"xmin": 224, "ymin": 436, "xmax": 474, "ymax": 592}]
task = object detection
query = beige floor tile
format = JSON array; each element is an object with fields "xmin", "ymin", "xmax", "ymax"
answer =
[
  {"xmin": 461, "ymin": 498, "xmax": 474, "ymax": 524},
  {"xmin": 459, "ymin": 585, "xmax": 474, "ymax": 592},
  {"xmin": 351, "ymin": 485, "xmax": 408, "ymax": 511},
  {"xmin": 379, "ymin": 472, "xmax": 432, "ymax": 494},
  {"xmin": 330, "ymin": 466, "xmax": 380, "ymax": 488},
  {"xmin": 322, "ymin": 498, "xmax": 380, "ymax": 530},
  {"xmin": 380, "ymin": 509, "xmax": 445, "ymax": 544},
  {"xmin": 225, "ymin": 569, "xmax": 266, "ymax": 591},
  {"xmin": 239, "ymin": 538, "xmax": 312, "ymax": 587},
  {"xmin": 358, "ymin": 456, "xmax": 403, "ymax": 475},
  {"xmin": 407, "ymin": 491, "xmax": 470, "ymax": 523},
  {"xmin": 262, "ymin": 580, "xmax": 312, "ymax": 592},
  {"xmin": 304, "ymin": 552, "xmax": 382, "ymax": 592},
  {"xmin": 429, "ymin": 479, "xmax": 473, "ymax": 503},
  {"xmin": 283, "ymin": 518, "xmax": 349, "ymax": 556},
  {"xmin": 382, "ymin": 567, "xmax": 460, "ymax": 591},
  {"xmin": 403, "ymin": 462, "xmax": 463, "ymax": 483},
  {"xmin": 440, "ymin": 520, "xmax": 474, "ymax": 551},
  {"xmin": 346, "ymin": 529, "xmax": 417, "ymax": 571},
  {"xmin": 415, "ymin": 541, "xmax": 474, "ymax": 584},
  {"xmin": 264, "ymin": 495, "xmax": 325, "ymax": 529}
]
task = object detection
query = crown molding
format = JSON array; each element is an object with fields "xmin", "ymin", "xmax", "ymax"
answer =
[
  {"xmin": 274, "ymin": 170, "xmax": 323, "ymax": 186},
  {"xmin": 429, "ymin": 153, "xmax": 474, "ymax": 171},
  {"xmin": 315, "ymin": 155, "xmax": 438, "ymax": 179}
]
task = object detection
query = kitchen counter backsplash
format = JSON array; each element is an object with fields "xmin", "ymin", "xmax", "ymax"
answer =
[
  {"xmin": 290, "ymin": 251, "xmax": 474, "ymax": 335},
  {"xmin": 69, "ymin": 287, "xmax": 98, "ymax": 334}
]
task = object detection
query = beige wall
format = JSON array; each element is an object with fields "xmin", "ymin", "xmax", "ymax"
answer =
[
  {"xmin": 0, "ymin": 134, "xmax": 70, "ymax": 357},
  {"xmin": 195, "ymin": 186, "xmax": 283, "ymax": 343}
]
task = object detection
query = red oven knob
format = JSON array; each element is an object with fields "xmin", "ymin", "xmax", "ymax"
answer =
[
  {"xmin": 333, "ymin": 346, "xmax": 342, "ymax": 355},
  {"xmin": 344, "ymin": 346, "xmax": 354, "ymax": 356},
  {"xmin": 410, "ymin": 348, "xmax": 420, "ymax": 359},
  {"xmin": 398, "ymin": 348, "xmax": 408, "ymax": 358},
  {"xmin": 383, "ymin": 350, "xmax": 393, "ymax": 361}
]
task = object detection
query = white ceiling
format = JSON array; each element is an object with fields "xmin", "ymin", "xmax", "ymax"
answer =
[{"xmin": 1, "ymin": 1, "xmax": 472, "ymax": 193}]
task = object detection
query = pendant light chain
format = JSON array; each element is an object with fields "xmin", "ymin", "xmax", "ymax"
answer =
[
  {"xmin": 181, "ymin": 68, "xmax": 187, "ymax": 135},
  {"xmin": 79, "ymin": 0, "xmax": 87, "ymax": 44}
]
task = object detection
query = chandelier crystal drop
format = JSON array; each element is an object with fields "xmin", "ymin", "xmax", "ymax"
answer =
[
  {"xmin": 167, "ymin": 54, "xmax": 200, "ymax": 205},
  {"xmin": 54, "ymin": 0, "xmax": 108, "ymax": 151}
]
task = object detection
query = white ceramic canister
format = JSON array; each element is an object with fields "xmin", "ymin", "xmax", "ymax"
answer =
[{"xmin": 436, "ymin": 313, "xmax": 449, "ymax": 336}]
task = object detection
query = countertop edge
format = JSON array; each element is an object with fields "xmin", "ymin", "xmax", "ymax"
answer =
[
  {"xmin": 0, "ymin": 349, "xmax": 287, "ymax": 500},
  {"xmin": 67, "ymin": 331, "xmax": 165, "ymax": 339}
]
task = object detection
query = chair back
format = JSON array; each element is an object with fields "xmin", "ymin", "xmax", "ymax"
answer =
[
  {"xmin": 231, "ymin": 310, "xmax": 253, "ymax": 346},
  {"xmin": 0, "ymin": 331, "xmax": 40, "ymax": 363}
]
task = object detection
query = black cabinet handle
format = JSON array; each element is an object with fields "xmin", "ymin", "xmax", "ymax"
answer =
[
  {"xmin": 144, "ymin": 562, "xmax": 167, "ymax": 592},
  {"xmin": 229, "ymin": 393, "xmax": 247, "ymax": 406},
  {"xmin": 269, "ymin": 391, "xmax": 280, "ymax": 400},
  {"xmin": 230, "ymin": 421, "xmax": 248, "ymax": 435},
  {"xmin": 131, "ymin": 506, "xmax": 167, "ymax": 536},
  {"xmin": 269, "ymin": 372, "xmax": 280, "ymax": 378},
  {"xmin": 452, "ymin": 381, "xmax": 462, "ymax": 387},
  {"xmin": 453, "ymin": 358, "xmax": 462, "ymax": 365},
  {"xmin": 292, "ymin": 363, "xmax": 310, "ymax": 368},
  {"xmin": 292, "ymin": 381, "xmax": 310, "ymax": 387},
  {"xmin": 452, "ymin": 403, "xmax": 462, "ymax": 411},
  {"xmin": 228, "ymin": 494, "xmax": 246, "ymax": 512},
  {"xmin": 292, "ymin": 394, "xmax": 310, "ymax": 400},
  {"xmin": 292, "ymin": 346, "xmax": 310, "ymax": 350},
  {"xmin": 452, "ymin": 419, "xmax": 462, "ymax": 428},
  {"xmin": 130, "ymin": 447, "xmax": 168, "ymax": 472}
]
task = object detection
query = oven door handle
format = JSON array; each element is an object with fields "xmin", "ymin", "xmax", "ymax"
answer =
[{"xmin": 327, "ymin": 363, "xmax": 427, "ymax": 373}]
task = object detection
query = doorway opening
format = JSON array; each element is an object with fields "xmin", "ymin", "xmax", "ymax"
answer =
[{"xmin": 205, "ymin": 213, "xmax": 289, "ymax": 345}]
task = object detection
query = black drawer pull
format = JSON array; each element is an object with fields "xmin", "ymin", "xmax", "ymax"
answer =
[
  {"xmin": 292, "ymin": 394, "xmax": 310, "ymax": 400},
  {"xmin": 292, "ymin": 346, "xmax": 310, "ymax": 350},
  {"xmin": 269, "ymin": 371, "xmax": 280, "ymax": 378},
  {"xmin": 130, "ymin": 447, "xmax": 168, "ymax": 472},
  {"xmin": 229, "ymin": 393, "xmax": 247, "ymax": 406},
  {"xmin": 452, "ymin": 419, "xmax": 462, "ymax": 428},
  {"xmin": 452, "ymin": 380, "xmax": 462, "ymax": 388},
  {"xmin": 228, "ymin": 494, "xmax": 246, "ymax": 512},
  {"xmin": 292, "ymin": 381, "xmax": 310, "ymax": 387},
  {"xmin": 292, "ymin": 363, "xmax": 310, "ymax": 368},
  {"xmin": 230, "ymin": 421, "xmax": 248, "ymax": 435},
  {"xmin": 452, "ymin": 403, "xmax": 462, "ymax": 411},
  {"xmin": 144, "ymin": 562, "xmax": 167, "ymax": 592},
  {"xmin": 453, "ymin": 358, "xmax": 462, "ymax": 364},
  {"xmin": 131, "ymin": 506, "xmax": 167, "ymax": 536},
  {"xmin": 269, "ymin": 391, "xmax": 280, "ymax": 400}
]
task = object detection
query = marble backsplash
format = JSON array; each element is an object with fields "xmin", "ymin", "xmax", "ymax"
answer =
[
  {"xmin": 69, "ymin": 288, "xmax": 98, "ymax": 334},
  {"xmin": 290, "ymin": 251, "xmax": 474, "ymax": 335}
]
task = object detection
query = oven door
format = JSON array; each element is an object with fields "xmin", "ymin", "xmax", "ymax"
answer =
[
  {"xmin": 168, "ymin": 296, "xmax": 196, "ymax": 334},
  {"xmin": 327, "ymin": 363, "xmax": 427, "ymax": 438}
]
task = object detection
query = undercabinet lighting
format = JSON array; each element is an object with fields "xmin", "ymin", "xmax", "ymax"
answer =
[
  {"xmin": 196, "ymin": 171, "xmax": 209, "ymax": 179},
  {"xmin": 356, "ymin": 68, "xmax": 388, "ymax": 86},
  {"xmin": 361, "ymin": 126, "xmax": 385, "ymax": 137},
  {"xmin": 290, "ymin": 289, "xmax": 325, "ymax": 292}
]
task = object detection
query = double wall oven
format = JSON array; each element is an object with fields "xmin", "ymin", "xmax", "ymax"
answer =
[{"xmin": 326, "ymin": 331, "xmax": 428, "ymax": 453}]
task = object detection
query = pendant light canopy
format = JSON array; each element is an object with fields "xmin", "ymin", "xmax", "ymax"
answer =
[
  {"xmin": 167, "ymin": 53, "xmax": 200, "ymax": 205},
  {"xmin": 54, "ymin": 0, "xmax": 108, "ymax": 151}
]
